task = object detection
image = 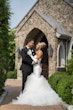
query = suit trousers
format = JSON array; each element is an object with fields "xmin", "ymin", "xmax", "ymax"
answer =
[{"xmin": 22, "ymin": 70, "xmax": 31, "ymax": 92}]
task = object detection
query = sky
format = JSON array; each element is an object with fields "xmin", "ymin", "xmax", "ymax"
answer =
[{"xmin": 9, "ymin": 0, "xmax": 37, "ymax": 29}]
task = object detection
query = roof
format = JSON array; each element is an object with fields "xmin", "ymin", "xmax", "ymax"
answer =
[
  {"xmin": 35, "ymin": 10, "xmax": 71, "ymax": 38},
  {"xmin": 64, "ymin": 0, "xmax": 73, "ymax": 7},
  {"xmin": 17, "ymin": 9, "xmax": 71, "ymax": 39}
]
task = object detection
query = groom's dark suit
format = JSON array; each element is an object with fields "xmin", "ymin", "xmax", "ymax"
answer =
[{"xmin": 20, "ymin": 46, "xmax": 33, "ymax": 91}]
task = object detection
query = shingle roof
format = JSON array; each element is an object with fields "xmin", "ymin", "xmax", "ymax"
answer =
[
  {"xmin": 35, "ymin": 10, "xmax": 71, "ymax": 38},
  {"xmin": 64, "ymin": 0, "xmax": 73, "ymax": 7}
]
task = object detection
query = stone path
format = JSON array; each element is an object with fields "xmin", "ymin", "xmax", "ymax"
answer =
[{"xmin": 0, "ymin": 79, "xmax": 64, "ymax": 110}]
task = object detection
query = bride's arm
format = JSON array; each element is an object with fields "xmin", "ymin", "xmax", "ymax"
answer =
[
  {"xmin": 29, "ymin": 55, "xmax": 38, "ymax": 62},
  {"xmin": 27, "ymin": 50, "xmax": 38, "ymax": 62},
  {"xmin": 27, "ymin": 50, "xmax": 43, "ymax": 62}
]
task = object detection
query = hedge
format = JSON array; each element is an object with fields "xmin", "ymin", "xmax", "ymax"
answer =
[
  {"xmin": 48, "ymin": 72, "xmax": 73, "ymax": 105},
  {"xmin": 57, "ymin": 75, "xmax": 73, "ymax": 104}
]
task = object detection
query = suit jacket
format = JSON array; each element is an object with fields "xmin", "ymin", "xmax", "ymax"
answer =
[{"xmin": 20, "ymin": 47, "xmax": 33, "ymax": 74}]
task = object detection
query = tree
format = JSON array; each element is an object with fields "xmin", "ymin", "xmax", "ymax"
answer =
[
  {"xmin": 0, "ymin": 0, "xmax": 10, "ymax": 73},
  {"xmin": 8, "ymin": 30, "xmax": 15, "ymax": 71}
]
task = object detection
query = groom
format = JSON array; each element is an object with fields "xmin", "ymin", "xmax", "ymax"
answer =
[{"xmin": 20, "ymin": 38, "xmax": 35, "ymax": 92}]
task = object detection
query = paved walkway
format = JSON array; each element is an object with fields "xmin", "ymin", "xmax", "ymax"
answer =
[{"xmin": 0, "ymin": 79, "xmax": 64, "ymax": 110}]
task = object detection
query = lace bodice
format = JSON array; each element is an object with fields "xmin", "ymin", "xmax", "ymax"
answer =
[{"xmin": 33, "ymin": 55, "xmax": 42, "ymax": 77}]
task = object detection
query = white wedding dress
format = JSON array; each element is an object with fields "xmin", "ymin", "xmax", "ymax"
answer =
[{"xmin": 12, "ymin": 55, "xmax": 62, "ymax": 106}]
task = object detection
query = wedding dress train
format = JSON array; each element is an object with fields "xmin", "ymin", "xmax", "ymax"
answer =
[{"xmin": 12, "ymin": 56, "xmax": 62, "ymax": 106}]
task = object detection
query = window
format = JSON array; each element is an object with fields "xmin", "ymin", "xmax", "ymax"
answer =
[{"xmin": 57, "ymin": 42, "xmax": 65, "ymax": 67}]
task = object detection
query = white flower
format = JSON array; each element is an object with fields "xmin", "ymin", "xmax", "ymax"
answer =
[{"xmin": 27, "ymin": 50, "xmax": 32, "ymax": 56}]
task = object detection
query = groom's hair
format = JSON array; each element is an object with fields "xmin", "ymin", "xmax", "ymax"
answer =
[{"xmin": 26, "ymin": 38, "xmax": 34, "ymax": 44}]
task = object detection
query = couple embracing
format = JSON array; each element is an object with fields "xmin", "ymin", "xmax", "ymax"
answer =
[{"xmin": 12, "ymin": 38, "xmax": 62, "ymax": 106}]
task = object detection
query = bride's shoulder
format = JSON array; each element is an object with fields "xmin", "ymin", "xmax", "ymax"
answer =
[
  {"xmin": 37, "ymin": 50, "xmax": 43, "ymax": 57},
  {"xmin": 35, "ymin": 50, "xmax": 43, "ymax": 60}
]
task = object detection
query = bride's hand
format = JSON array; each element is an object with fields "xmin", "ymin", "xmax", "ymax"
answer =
[
  {"xmin": 32, "ymin": 61, "xmax": 38, "ymax": 65},
  {"xmin": 27, "ymin": 51, "xmax": 38, "ymax": 62}
]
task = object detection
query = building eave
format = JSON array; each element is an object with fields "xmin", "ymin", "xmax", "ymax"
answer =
[{"xmin": 56, "ymin": 32, "xmax": 71, "ymax": 40}]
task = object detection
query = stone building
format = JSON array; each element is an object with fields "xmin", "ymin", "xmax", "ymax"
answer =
[{"xmin": 15, "ymin": 0, "xmax": 73, "ymax": 79}]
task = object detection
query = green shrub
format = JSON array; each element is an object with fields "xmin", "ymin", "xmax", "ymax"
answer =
[
  {"xmin": 7, "ymin": 69, "xmax": 17, "ymax": 79},
  {"xmin": 7, "ymin": 71, "xmax": 13, "ymax": 78},
  {"xmin": 66, "ymin": 50, "xmax": 73, "ymax": 75},
  {"xmin": 48, "ymin": 72, "xmax": 66, "ymax": 92},
  {"xmin": 49, "ymin": 72, "xmax": 73, "ymax": 105},
  {"xmin": 71, "ymin": 96, "xmax": 73, "ymax": 105},
  {"xmin": 13, "ymin": 69, "xmax": 17, "ymax": 78},
  {"xmin": 57, "ymin": 75, "xmax": 73, "ymax": 104}
]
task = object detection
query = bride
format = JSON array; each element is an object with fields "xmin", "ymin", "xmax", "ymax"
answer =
[{"xmin": 12, "ymin": 42, "xmax": 62, "ymax": 106}]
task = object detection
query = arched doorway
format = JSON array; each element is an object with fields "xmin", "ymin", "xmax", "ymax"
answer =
[{"xmin": 24, "ymin": 28, "xmax": 49, "ymax": 79}]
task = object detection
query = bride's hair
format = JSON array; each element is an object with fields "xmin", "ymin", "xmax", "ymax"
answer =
[{"xmin": 36, "ymin": 42, "xmax": 46, "ymax": 49}]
